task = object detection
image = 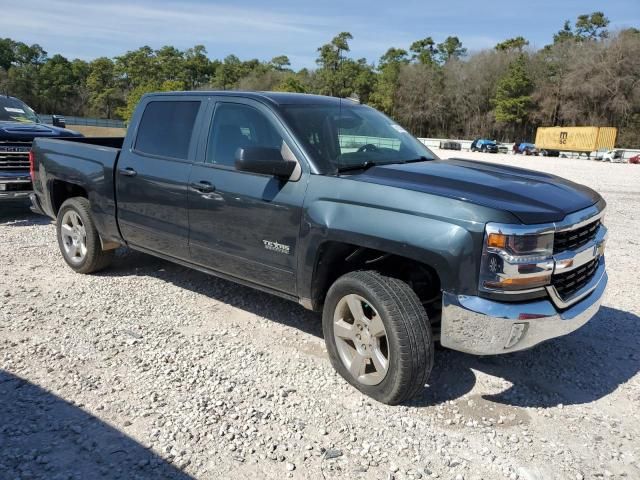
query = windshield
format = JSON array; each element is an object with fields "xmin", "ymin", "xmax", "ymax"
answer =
[
  {"xmin": 281, "ymin": 102, "xmax": 437, "ymax": 173},
  {"xmin": 0, "ymin": 97, "xmax": 39, "ymax": 123}
]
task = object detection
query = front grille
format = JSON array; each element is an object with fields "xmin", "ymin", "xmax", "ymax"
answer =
[
  {"xmin": 552, "ymin": 258, "xmax": 599, "ymax": 300},
  {"xmin": 0, "ymin": 141, "xmax": 32, "ymax": 170},
  {"xmin": 553, "ymin": 219, "xmax": 600, "ymax": 253}
]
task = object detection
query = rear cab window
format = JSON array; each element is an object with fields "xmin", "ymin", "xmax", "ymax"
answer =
[{"xmin": 135, "ymin": 100, "xmax": 201, "ymax": 160}]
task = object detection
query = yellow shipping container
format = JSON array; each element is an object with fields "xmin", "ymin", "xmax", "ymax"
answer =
[{"xmin": 535, "ymin": 126, "xmax": 617, "ymax": 152}]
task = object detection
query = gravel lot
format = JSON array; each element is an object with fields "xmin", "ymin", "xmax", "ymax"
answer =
[{"xmin": 1, "ymin": 153, "xmax": 639, "ymax": 480}]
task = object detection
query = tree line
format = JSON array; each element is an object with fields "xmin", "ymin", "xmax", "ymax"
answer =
[{"xmin": 1, "ymin": 11, "xmax": 638, "ymax": 147}]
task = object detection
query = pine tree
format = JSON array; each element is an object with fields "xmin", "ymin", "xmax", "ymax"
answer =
[{"xmin": 493, "ymin": 54, "xmax": 533, "ymax": 126}]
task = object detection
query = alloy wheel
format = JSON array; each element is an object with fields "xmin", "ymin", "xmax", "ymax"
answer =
[
  {"xmin": 60, "ymin": 210, "xmax": 87, "ymax": 264},
  {"xmin": 333, "ymin": 294, "xmax": 389, "ymax": 385}
]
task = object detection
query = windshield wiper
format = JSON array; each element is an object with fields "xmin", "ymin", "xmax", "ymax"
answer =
[
  {"xmin": 335, "ymin": 156, "xmax": 431, "ymax": 174},
  {"xmin": 398, "ymin": 155, "xmax": 432, "ymax": 164},
  {"xmin": 335, "ymin": 161, "xmax": 378, "ymax": 173}
]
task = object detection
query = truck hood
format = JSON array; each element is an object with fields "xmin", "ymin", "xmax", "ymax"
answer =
[
  {"xmin": 351, "ymin": 158, "xmax": 601, "ymax": 224},
  {"xmin": 0, "ymin": 121, "xmax": 82, "ymax": 140}
]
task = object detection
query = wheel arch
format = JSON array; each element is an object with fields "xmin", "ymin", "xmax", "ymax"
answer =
[
  {"xmin": 52, "ymin": 186, "xmax": 120, "ymax": 250},
  {"xmin": 307, "ymin": 239, "xmax": 445, "ymax": 312},
  {"xmin": 55, "ymin": 196, "xmax": 116, "ymax": 272},
  {"xmin": 50, "ymin": 180, "xmax": 88, "ymax": 215}
]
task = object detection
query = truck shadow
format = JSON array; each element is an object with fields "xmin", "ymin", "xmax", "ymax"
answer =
[
  {"xmin": 0, "ymin": 370, "xmax": 194, "ymax": 479},
  {"xmin": 414, "ymin": 305, "xmax": 640, "ymax": 408},
  {"xmin": 101, "ymin": 250, "xmax": 638, "ymax": 409},
  {"xmin": 0, "ymin": 201, "xmax": 51, "ymax": 227},
  {"xmin": 100, "ymin": 249, "xmax": 323, "ymax": 339}
]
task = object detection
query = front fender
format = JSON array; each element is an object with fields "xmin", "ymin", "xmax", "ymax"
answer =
[
  {"xmin": 296, "ymin": 176, "xmax": 518, "ymax": 304},
  {"xmin": 304, "ymin": 198, "xmax": 476, "ymax": 290}
]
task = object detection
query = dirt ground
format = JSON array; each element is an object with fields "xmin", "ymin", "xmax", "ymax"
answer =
[
  {"xmin": 1, "ymin": 152, "xmax": 638, "ymax": 480},
  {"xmin": 67, "ymin": 125, "xmax": 127, "ymax": 137}
]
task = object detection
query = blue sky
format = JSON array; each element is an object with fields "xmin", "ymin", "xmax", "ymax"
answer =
[{"xmin": 1, "ymin": 0, "xmax": 638, "ymax": 68}]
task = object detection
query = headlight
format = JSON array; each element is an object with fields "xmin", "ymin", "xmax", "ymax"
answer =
[{"xmin": 479, "ymin": 226, "xmax": 554, "ymax": 293}]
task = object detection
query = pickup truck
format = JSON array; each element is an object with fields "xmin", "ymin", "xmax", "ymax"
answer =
[
  {"xmin": 0, "ymin": 95, "xmax": 82, "ymax": 200},
  {"xmin": 30, "ymin": 91, "xmax": 608, "ymax": 405}
]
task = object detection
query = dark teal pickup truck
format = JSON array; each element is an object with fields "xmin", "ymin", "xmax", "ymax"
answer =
[{"xmin": 30, "ymin": 91, "xmax": 608, "ymax": 404}]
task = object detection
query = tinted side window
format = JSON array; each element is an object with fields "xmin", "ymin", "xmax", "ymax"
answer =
[
  {"xmin": 135, "ymin": 101, "xmax": 200, "ymax": 160},
  {"xmin": 207, "ymin": 103, "xmax": 284, "ymax": 166}
]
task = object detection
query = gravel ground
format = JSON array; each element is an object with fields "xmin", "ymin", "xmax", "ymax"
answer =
[{"xmin": 1, "ymin": 153, "xmax": 639, "ymax": 480}]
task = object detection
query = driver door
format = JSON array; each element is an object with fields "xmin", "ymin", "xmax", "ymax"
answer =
[{"xmin": 187, "ymin": 97, "xmax": 307, "ymax": 295}]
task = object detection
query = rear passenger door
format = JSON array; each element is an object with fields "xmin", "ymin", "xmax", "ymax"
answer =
[
  {"xmin": 187, "ymin": 97, "xmax": 308, "ymax": 295},
  {"xmin": 116, "ymin": 96, "xmax": 205, "ymax": 260}
]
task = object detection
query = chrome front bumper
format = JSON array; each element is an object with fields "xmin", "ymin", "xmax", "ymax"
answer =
[
  {"xmin": 0, "ymin": 179, "xmax": 32, "ymax": 200},
  {"xmin": 0, "ymin": 189, "xmax": 32, "ymax": 199},
  {"xmin": 440, "ymin": 258, "xmax": 607, "ymax": 355}
]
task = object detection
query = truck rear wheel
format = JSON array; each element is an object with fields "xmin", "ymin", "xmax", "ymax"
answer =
[
  {"xmin": 322, "ymin": 270, "xmax": 433, "ymax": 405},
  {"xmin": 56, "ymin": 197, "xmax": 114, "ymax": 274}
]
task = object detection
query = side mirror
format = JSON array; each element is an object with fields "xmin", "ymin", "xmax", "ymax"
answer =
[
  {"xmin": 235, "ymin": 147, "xmax": 296, "ymax": 178},
  {"xmin": 52, "ymin": 115, "xmax": 66, "ymax": 128}
]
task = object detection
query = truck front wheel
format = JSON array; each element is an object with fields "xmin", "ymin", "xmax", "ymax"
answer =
[
  {"xmin": 322, "ymin": 270, "xmax": 434, "ymax": 405},
  {"xmin": 56, "ymin": 197, "xmax": 114, "ymax": 274}
]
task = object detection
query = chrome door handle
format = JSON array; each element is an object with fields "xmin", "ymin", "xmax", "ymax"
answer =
[
  {"xmin": 119, "ymin": 167, "xmax": 137, "ymax": 177},
  {"xmin": 191, "ymin": 181, "xmax": 215, "ymax": 193}
]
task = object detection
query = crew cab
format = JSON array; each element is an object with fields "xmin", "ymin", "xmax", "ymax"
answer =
[
  {"xmin": 30, "ymin": 92, "xmax": 608, "ymax": 404},
  {"xmin": 0, "ymin": 95, "xmax": 82, "ymax": 200}
]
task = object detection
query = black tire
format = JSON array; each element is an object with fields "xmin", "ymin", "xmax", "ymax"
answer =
[
  {"xmin": 322, "ymin": 270, "xmax": 433, "ymax": 405},
  {"xmin": 56, "ymin": 197, "xmax": 114, "ymax": 274}
]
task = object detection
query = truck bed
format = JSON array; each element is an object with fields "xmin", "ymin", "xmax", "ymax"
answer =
[
  {"xmin": 31, "ymin": 136, "xmax": 124, "ymax": 245},
  {"xmin": 49, "ymin": 136, "xmax": 125, "ymax": 149}
]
